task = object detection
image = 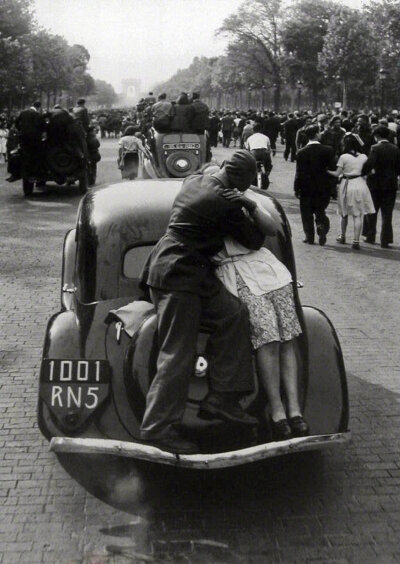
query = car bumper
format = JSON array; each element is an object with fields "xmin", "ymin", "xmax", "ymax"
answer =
[{"xmin": 50, "ymin": 432, "xmax": 351, "ymax": 469}]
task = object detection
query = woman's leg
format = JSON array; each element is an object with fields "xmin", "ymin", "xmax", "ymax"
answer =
[
  {"xmin": 280, "ymin": 340, "xmax": 301, "ymax": 418},
  {"xmin": 256, "ymin": 342, "xmax": 286, "ymax": 421},
  {"xmin": 353, "ymin": 214, "xmax": 362, "ymax": 242},
  {"xmin": 340, "ymin": 215, "xmax": 348, "ymax": 238}
]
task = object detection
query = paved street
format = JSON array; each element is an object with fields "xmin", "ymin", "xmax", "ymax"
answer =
[{"xmin": 1, "ymin": 139, "xmax": 400, "ymax": 563}]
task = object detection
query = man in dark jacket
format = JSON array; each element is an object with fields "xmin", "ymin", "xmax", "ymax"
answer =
[
  {"xmin": 294, "ymin": 125, "xmax": 336, "ymax": 245},
  {"xmin": 72, "ymin": 98, "xmax": 90, "ymax": 133},
  {"xmin": 190, "ymin": 92, "xmax": 209, "ymax": 133},
  {"xmin": 362, "ymin": 125, "xmax": 400, "ymax": 247},
  {"xmin": 283, "ymin": 113, "xmax": 299, "ymax": 162},
  {"xmin": 263, "ymin": 111, "xmax": 281, "ymax": 156},
  {"xmin": 15, "ymin": 100, "xmax": 45, "ymax": 179},
  {"xmin": 140, "ymin": 150, "xmax": 266, "ymax": 453}
]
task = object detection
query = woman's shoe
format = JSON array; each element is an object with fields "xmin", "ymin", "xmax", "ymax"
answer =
[
  {"xmin": 352, "ymin": 241, "xmax": 360, "ymax": 250},
  {"xmin": 289, "ymin": 416, "xmax": 310, "ymax": 437},
  {"xmin": 336, "ymin": 235, "xmax": 346, "ymax": 244},
  {"xmin": 270, "ymin": 418, "xmax": 293, "ymax": 441}
]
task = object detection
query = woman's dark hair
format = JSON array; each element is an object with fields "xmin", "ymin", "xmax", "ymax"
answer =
[
  {"xmin": 123, "ymin": 125, "xmax": 138, "ymax": 136},
  {"xmin": 342, "ymin": 133, "xmax": 362, "ymax": 153},
  {"xmin": 176, "ymin": 92, "xmax": 189, "ymax": 105}
]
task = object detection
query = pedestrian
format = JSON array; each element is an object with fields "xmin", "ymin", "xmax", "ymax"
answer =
[
  {"xmin": 118, "ymin": 126, "xmax": 146, "ymax": 180},
  {"xmin": 15, "ymin": 100, "xmax": 46, "ymax": 180},
  {"xmin": 207, "ymin": 111, "xmax": 220, "ymax": 147},
  {"xmin": 320, "ymin": 116, "xmax": 346, "ymax": 159},
  {"xmin": 151, "ymin": 93, "xmax": 174, "ymax": 132},
  {"xmin": 220, "ymin": 112, "xmax": 235, "ymax": 147},
  {"xmin": 190, "ymin": 92, "xmax": 210, "ymax": 134},
  {"xmin": 170, "ymin": 92, "xmax": 194, "ymax": 133},
  {"xmin": 295, "ymin": 116, "xmax": 312, "ymax": 152},
  {"xmin": 241, "ymin": 120, "xmax": 254, "ymax": 149},
  {"xmin": 294, "ymin": 125, "xmax": 336, "ymax": 245},
  {"xmin": 139, "ymin": 150, "xmax": 266, "ymax": 454},
  {"xmin": 362, "ymin": 125, "xmax": 400, "ymax": 248},
  {"xmin": 72, "ymin": 98, "xmax": 90, "ymax": 133},
  {"xmin": 0, "ymin": 120, "xmax": 8, "ymax": 162},
  {"xmin": 263, "ymin": 111, "xmax": 281, "ymax": 156},
  {"xmin": 283, "ymin": 113, "xmax": 299, "ymax": 162},
  {"xmin": 327, "ymin": 133, "xmax": 375, "ymax": 250},
  {"xmin": 213, "ymin": 194, "xmax": 308, "ymax": 441},
  {"xmin": 245, "ymin": 123, "xmax": 272, "ymax": 187}
]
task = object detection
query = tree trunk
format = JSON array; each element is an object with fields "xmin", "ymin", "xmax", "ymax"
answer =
[
  {"xmin": 342, "ymin": 80, "xmax": 347, "ymax": 110},
  {"xmin": 274, "ymin": 83, "xmax": 281, "ymax": 112}
]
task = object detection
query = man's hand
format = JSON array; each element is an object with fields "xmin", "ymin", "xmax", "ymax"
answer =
[{"xmin": 220, "ymin": 188, "xmax": 257, "ymax": 212}]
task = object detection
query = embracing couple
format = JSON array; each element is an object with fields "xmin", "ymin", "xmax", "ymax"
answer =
[{"xmin": 140, "ymin": 150, "xmax": 309, "ymax": 454}]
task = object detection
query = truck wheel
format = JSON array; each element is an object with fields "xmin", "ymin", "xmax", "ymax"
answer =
[
  {"xmin": 22, "ymin": 179, "xmax": 34, "ymax": 196},
  {"xmin": 78, "ymin": 171, "xmax": 88, "ymax": 194}
]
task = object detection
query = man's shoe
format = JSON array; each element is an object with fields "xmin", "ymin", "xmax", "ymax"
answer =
[
  {"xmin": 199, "ymin": 392, "xmax": 258, "ymax": 426},
  {"xmin": 140, "ymin": 429, "xmax": 198, "ymax": 455},
  {"xmin": 270, "ymin": 418, "xmax": 292, "ymax": 441},
  {"xmin": 5, "ymin": 176, "xmax": 17, "ymax": 182},
  {"xmin": 302, "ymin": 239, "xmax": 314, "ymax": 244},
  {"xmin": 289, "ymin": 416, "xmax": 310, "ymax": 438},
  {"xmin": 381, "ymin": 243, "xmax": 392, "ymax": 249},
  {"xmin": 364, "ymin": 237, "xmax": 375, "ymax": 244}
]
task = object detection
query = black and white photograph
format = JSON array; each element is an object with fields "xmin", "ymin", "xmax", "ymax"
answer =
[{"xmin": 1, "ymin": 0, "xmax": 400, "ymax": 562}]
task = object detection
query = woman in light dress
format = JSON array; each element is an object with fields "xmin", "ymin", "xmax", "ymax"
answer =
[
  {"xmin": 328, "ymin": 133, "xmax": 375, "ymax": 249},
  {"xmin": 203, "ymin": 163, "xmax": 309, "ymax": 441},
  {"xmin": 118, "ymin": 126, "xmax": 146, "ymax": 180}
]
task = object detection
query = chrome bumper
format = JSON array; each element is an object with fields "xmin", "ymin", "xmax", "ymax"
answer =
[{"xmin": 50, "ymin": 432, "xmax": 351, "ymax": 469}]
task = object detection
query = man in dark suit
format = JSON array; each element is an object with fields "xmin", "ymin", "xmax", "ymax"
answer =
[
  {"xmin": 362, "ymin": 125, "xmax": 400, "ymax": 248},
  {"xmin": 140, "ymin": 150, "xmax": 267, "ymax": 453},
  {"xmin": 294, "ymin": 125, "xmax": 336, "ymax": 245},
  {"xmin": 263, "ymin": 111, "xmax": 281, "ymax": 156},
  {"xmin": 283, "ymin": 113, "xmax": 299, "ymax": 162},
  {"xmin": 15, "ymin": 100, "xmax": 45, "ymax": 179}
]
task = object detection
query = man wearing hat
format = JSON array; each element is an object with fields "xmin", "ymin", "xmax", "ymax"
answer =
[{"xmin": 139, "ymin": 150, "xmax": 266, "ymax": 453}]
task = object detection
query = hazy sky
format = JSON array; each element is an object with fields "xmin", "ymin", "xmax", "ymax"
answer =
[{"xmin": 33, "ymin": 0, "xmax": 364, "ymax": 94}]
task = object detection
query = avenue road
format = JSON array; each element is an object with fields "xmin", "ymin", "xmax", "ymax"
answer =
[{"xmin": 1, "ymin": 139, "xmax": 400, "ymax": 563}]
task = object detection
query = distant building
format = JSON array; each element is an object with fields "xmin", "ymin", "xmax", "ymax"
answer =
[{"xmin": 120, "ymin": 79, "xmax": 141, "ymax": 106}]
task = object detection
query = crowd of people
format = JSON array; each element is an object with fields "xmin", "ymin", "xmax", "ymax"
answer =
[{"xmin": 2, "ymin": 98, "xmax": 100, "ymax": 184}]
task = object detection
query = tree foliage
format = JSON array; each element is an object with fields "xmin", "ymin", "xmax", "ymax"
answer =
[
  {"xmin": 90, "ymin": 79, "xmax": 118, "ymax": 108},
  {"xmin": 0, "ymin": 0, "xmax": 95, "ymax": 110}
]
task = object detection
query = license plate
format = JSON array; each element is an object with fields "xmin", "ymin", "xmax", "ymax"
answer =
[
  {"xmin": 163, "ymin": 143, "xmax": 200, "ymax": 150},
  {"xmin": 40, "ymin": 360, "xmax": 110, "ymax": 427}
]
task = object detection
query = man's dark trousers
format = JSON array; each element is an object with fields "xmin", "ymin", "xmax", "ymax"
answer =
[
  {"xmin": 140, "ymin": 285, "xmax": 253, "ymax": 439},
  {"xmin": 363, "ymin": 189, "xmax": 397, "ymax": 245},
  {"xmin": 299, "ymin": 193, "xmax": 330, "ymax": 243}
]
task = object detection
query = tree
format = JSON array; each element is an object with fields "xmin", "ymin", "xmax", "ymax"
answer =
[
  {"xmin": 318, "ymin": 7, "xmax": 378, "ymax": 109},
  {"xmin": 91, "ymin": 79, "xmax": 117, "ymax": 108},
  {"xmin": 281, "ymin": 0, "xmax": 339, "ymax": 110},
  {"xmin": 153, "ymin": 57, "xmax": 218, "ymax": 99},
  {"xmin": 0, "ymin": 0, "xmax": 34, "ymax": 109},
  {"xmin": 365, "ymin": 0, "xmax": 400, "ymax": 108},
  {"xmin": 217, "ymin": 0, "xmax": 284, "ymax": 110}
]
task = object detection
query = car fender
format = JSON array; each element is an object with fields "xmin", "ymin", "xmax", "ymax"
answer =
[{"xmin": 302, "ymin": 306, "xmax": 349, "ymax": 435}]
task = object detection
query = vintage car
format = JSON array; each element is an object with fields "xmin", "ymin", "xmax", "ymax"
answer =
[
  {"xmin": 142, "ymin": 128, "xmax": 210, "ymax": 179},
  {"xmin": 38, "ymin": 180, "xmax": 350, "ymax": 479}
]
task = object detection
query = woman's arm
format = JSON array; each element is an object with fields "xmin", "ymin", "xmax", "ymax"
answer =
[
  {"xmin": 248, "ymin": 204, "xmax": 276, "ymax": 236},
  {"xmin": 327, "ymin": 166, "xmax": 343, "ymax": 178}
]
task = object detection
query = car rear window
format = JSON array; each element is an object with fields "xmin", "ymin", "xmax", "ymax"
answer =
[{"xmin": 123, "ymin": 245, "xmax": 154, "ymax": 278}]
